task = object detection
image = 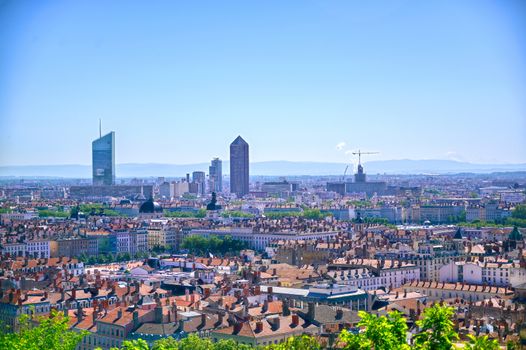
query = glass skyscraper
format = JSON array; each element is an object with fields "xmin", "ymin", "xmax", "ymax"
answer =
[
  {"xmin": 209, "ymin": 158, "xmax": 223, "ymax": 193},
  {"xmin": 92, "ymin": 132, "xmax": 115, "ymax": 186},
  {"xmin": 229, "ymin": 136, "xmax": 249, "ymax": 197}
]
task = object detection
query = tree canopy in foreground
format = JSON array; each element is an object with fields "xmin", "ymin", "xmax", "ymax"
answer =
[{"xmin": 0, "ymin": 304, "xmax": 520, "ymax": 350}]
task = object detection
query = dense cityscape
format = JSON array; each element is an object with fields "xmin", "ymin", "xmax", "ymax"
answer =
[
  {"xmin": 2, "ymin": 0, "xmax": 526, "ymax": 349},
  {"xmin": 0, "ymin": 132, "xmax": 525, "ymax": 349}
]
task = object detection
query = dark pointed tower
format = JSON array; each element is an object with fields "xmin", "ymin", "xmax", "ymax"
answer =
[{"xmin": 230, "ymin": 136, "xmax": 249, "ymax": 197}]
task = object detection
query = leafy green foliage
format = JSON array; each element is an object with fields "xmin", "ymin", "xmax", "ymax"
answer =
[
  {"xmin": 263, "ymin": 211, "xmax": 303, "ymax": 219},
  {"xmin": 108, "ymin": 334, "xmax": 316, "ymax": 350},
  {"xmin": 4, "ymin": 304, "xmax": 506, "ymax": 350},
  {"xmin": 263, "ymin": 209, "xmax": 331, "ymax": 220},
  {"xmin": 77, "ymin": 251, "xmax": 148, "ymax": 265},
  {"xmin": 339, "ymin": 310, "xmax": 409, "ymax": 350},
  {"xmin": 38, "ymin": 209, "xmax": 69, "ymax": 218},
  {"xmin": 265, "ymin": 335, "xmax": 321, "ymax": 350},
  {"xmin": 70, "ymin": 204, "xmax": 121, "ymax": 217},
  {"xmin": 181, "ymin": 235, "xmax": 247, "ymax": 255},
  {"xmin": 221, "ymin": 210, "xmax": 255, "ymax": 218},
  {"xmin": 164, "ymin": 208, "xmax": 206, "ymax": 218},
  {"xmin": 110, "ymin": 339, "xmax": 150, "ymax": 350},
  {"xmin": 511, "ymin": 205, "xmax": 526, "ymax": 219},
  {"xmin": 413, "ymin": 303, "xmax": 458, "ymax": 350},
  {"xmin": 303, "ymin": 209, "xmax": 330, "ymax": 220},
  {"xmin": 0, "ymin": 310, "xmax": 86, "ymax": 350},
  {"xmin": 464, "ymin": 334, "xmax": 499, "ymax": 350},
  {"xmin": 346, "ymin": 200, "xmax": 373, "ymax": 208}
]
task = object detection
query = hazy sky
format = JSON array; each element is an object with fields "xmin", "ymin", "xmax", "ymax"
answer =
[{"xmin": 1, "ymin": 0, "xmax": 525, "ymax": 166}]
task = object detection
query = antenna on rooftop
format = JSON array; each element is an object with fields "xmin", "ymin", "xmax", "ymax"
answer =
[{"xmin": 99, "ymin": 119, "xmax": 102, "ymax": 138}]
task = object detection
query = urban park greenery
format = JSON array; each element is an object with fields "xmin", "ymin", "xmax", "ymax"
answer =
[
  {"xmin": 181, "ymin": 235, "xmax": 248, "ymax": 256},
  {"xmin": 163, "ymin": 208, "xmax": 207, "ymax": 218}
]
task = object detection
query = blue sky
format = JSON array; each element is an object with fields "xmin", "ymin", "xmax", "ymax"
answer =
[{"xmin": 1, "ymin": 0, "xmax": 525, "ymax": 166}]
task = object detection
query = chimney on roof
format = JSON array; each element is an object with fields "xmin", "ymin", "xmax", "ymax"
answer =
[
  {"xmin": 133, "ymin": 310, "xmax": 139, "ymax": 329},
  {"xmin": 270, "ymin": 316, "xmax": 281, "ymax": 330},
  {"xmin": 178, "ymin": 319, "xmax": 185, "ymax": 332},
  {"xmin": 76, "ymin": 307, "xmax": 83, "ymax": 324},
  {"xmin": 233, "ymin": 321, "xmax": 243, "ymax": 334},
  {"xmin": 336, "ymin": 308, "xmax": 343, "ymax": 320},
  {"xmin": 154, "ymin": 304, "xmax": 163, "ymax": 324},
  {"xmin": 262, "ymin": 299, "xmax": 269, "ymax": 313},
  {"xmin": 291, "ymin": 314, "xmax": 299, "ymax": 327},
  {"xmin": 92, "ymin": 311, "xmax": 97, "ymax": 325},
  {"xmin": 214, "ymin": 313, "xmax": 224, "ymax": 328},
  {"xmin": 117, "ymin": 308, "xmax": 123, "ymax": 320},
  {"xmin": 200, "ymin": 313, "xmax": 207, "ymax": 328},
  {"xmin": 255, "ymin": 320, "xmax": 263, "ymax": 333},
  {"xmin": 308, "ymin": 302, "xmax": 315, "ymax": 320},
  {"xmin": 282, "ymin": 299, "xmax": 290, "ymax": 316}
]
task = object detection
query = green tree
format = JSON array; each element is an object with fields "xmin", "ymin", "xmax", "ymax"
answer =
[
  {"xmin": 464, "ymin": 334, "xmax": 499, "ymax": 350},
  {"xmin": 303, "ymin": 209, "xmax": 326, "ymax": 220},
  {"xmin": 211, "ymin": 339, "xmax": 254, "ymax": 350},
  {"xmin": 339, "ymin": 310, "xmax": 409, "ymax": 350},
  {"xmin": 167, "ymin": 334, "xmax": 212, "ymax": 350},
  {"xmin": 152, "ymin": 337, "xmax": 179, "ymax": 350},
  {"xmin": 221, "ymin": 210, "xmax": 255, "ymax": 218},
  {"xmin": 181, "ymin": 235, "xmax": 247, "ymax": 256},
  {"xmin": 0, "ymin": 310, "xmax": 86, "ymax": 350},
  {"xmin": 413, "ymin": 303, "xmax": 458, "ymax": 350},
  {"xmin": 110, "ymin": 339, "xmax": 150, "ymax": 350},
  {"xmin": 264, "ymin": 211, "xmax": 302, "ymax": 219},
  {"xmin": 512, "ymin": 204, "xmax": 526, "ymax": 219},
  {"xmin": 38, "ymin": 210, "xmax": 69, "ymax": 218},
  {"xmin": 265, "ymin": 335, "xmax": 321, "ymax": 350}
]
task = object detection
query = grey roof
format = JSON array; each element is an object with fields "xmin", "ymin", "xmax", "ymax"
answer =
[
  {"xmin": 134, "ymin": 322, "xmax": 178, "ymax": 335},
  {"xmin": 231, "ymin": 135, "xmax": 248, "ymax": 146},
  {"xmin": 297, "ymin": 304, "xmax": 361, "ymax": 325}
]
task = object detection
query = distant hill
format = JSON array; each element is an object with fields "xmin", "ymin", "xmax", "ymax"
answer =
[{"xmin": 1, "ymin": 160, "xmax": 525, "ymax": 178}]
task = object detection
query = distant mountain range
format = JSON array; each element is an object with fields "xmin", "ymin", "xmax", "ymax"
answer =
[{"xmin": 1, "ymin": 160, "xmax": 525, "ymax": 178}]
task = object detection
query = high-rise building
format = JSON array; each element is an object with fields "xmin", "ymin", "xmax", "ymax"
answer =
[
  {"xmin": 92, "ymin": 132, "xmax": 115, "ymax": 186},
  {"xmin": 230, "ymin": 136, "xmax": 249, "ymax": 197},
  {"xmin": 192, "ymin": 171, "xmax": 206, "ymax": 195},
  {"xmin": 209, "ymin": 158, "xmax": 223, "ymax": 193}
]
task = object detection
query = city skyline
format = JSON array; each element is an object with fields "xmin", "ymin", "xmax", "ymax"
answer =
[
  {"xmin": 1, "ymin": 1, "xmax": 526, "ymax": 166},
  {"xmin": 1, "ymin": 2, "xmax": 526, "ymax": 348}
]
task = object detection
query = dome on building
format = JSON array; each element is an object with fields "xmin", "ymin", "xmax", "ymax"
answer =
[
  {"xmin": 453, "ymin": 227, "xmax": 463, "ymax": 240},
  {"xmin": 509, "ymin": 226, "xmax": 523, "ymax": 241},
  {"xmin": 139, "ymin": 197, "xmax": 163, "ymax": 214}
]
